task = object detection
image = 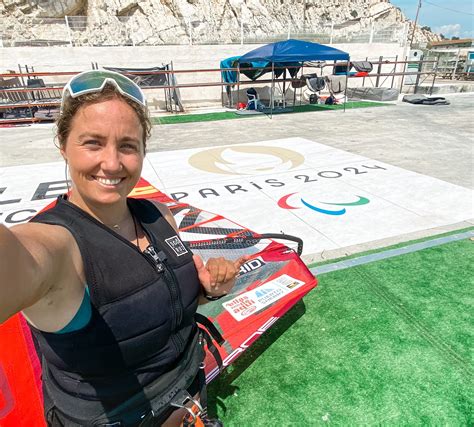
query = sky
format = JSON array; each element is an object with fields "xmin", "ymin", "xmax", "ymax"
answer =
[{"xmin": 390, "ymin": 0, "xmax": 473, "ymax": 38}]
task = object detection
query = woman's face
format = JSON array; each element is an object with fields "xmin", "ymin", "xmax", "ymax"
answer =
[{"xmin": 61, "ymin": 97, "xmax": 145, "ymax": 211}]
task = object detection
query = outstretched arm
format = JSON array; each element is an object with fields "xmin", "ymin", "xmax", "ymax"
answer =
[{"xmin": 0, "ymin": 224, "xmax": 68, "ymax": 324}]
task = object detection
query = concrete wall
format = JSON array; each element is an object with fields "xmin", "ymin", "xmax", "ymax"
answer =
[{"xmin": 1, "ymin": 43, "xmax": 406, "ymax": 109}]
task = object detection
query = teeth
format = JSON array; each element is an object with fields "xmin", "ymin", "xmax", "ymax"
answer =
[{"xmin": 96, "ymin": 177, "xmax": 122, "ymax": 185}]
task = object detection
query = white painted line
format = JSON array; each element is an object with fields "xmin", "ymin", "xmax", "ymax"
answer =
[{"xmin": 311, "ymin": 230, "xmax": 474, "ymax": 275}]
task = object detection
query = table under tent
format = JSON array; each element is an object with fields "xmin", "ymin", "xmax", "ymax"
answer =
[{"xmin": 220, "ymin": 39, "xmax": 351, "ymax": 116}]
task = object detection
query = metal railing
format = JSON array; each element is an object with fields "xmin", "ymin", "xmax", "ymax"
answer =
[{"xmin": 0, "ymin": 57, "xmax": 441, "ymax": 125}]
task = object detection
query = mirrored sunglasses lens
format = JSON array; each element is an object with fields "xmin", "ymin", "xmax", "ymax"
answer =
[
  {"xmin": 68, "ymin": 72, "xmax": 145, "ymax": 105},
  {"xmin": 111, "ymin": 74, "xmax": 145, "ymax": 105},
  {"xmin": 68, "ymin": 72, "xmax": 109, "ymax": 94}
]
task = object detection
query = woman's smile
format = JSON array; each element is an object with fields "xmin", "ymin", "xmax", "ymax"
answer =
[{"xmin": 93, "ymin": 176, "xmax": 126, "ymax": 187}]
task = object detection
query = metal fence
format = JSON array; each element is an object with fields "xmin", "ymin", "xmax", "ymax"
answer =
[
  {"xmin": 1, "ymin": 16, "xmax": 410, "ymax": 48},
  {"xmin": 0, "ymin": 57, "xmax": 441, "ymax": 126}
]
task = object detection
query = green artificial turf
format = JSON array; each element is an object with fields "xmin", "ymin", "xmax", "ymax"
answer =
[
  {"xmin": 151, "ymin": 101, "xmax": 390, "ymax": 125},
  {"xmin": 153, "ymin": 112, "xmax": 244, "ymax": 125},
  {"xmin": 207, "ymin": 238, "xmax": 474, "ymax": 425},
  {"xmin": 292, "ymin": 100, "xmax": 390, "ymax": 113}
]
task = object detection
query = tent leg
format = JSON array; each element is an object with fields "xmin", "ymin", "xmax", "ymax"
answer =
[
  {"xmin": 299, "ymin": 65, "xmax": 304, "ymax": 106},
  {"xmin": 237, "ymin": 65, "xmax": 241, "ymax": 109},
  {"xmin": 344, "ymin": 58, "xmax": 350, "ymax": 112},
  {"xmin": 271, "ymin": 62, "xmax": 275, "ymax": 119}
]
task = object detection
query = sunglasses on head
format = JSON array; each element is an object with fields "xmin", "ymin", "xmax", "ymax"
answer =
[{"xmin": 61, "ymin": 70, "xmax": 146, "ymax": 109}]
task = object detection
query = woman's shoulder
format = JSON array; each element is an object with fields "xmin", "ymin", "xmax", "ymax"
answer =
[
  {"xmin": 149, "ymin": 200, "xmax": 178, "ymax": 231},
  {"xmin": 11, "ymin": 221, "xmax": 76, "ymax": 255},
  {"xmin": 1, "ymin": 221, "xmax": 83, "ymax": 325},
  {"xmin": 131, "ymin": 198, "xmax": 178, "ymax": 232},
  {"xmin": 147, "ymin": 199, "xmax": 172, "ymax": 215},
  {"xmin": 12, "ymin": 220, "xmax": 72, "ymax": 239}
]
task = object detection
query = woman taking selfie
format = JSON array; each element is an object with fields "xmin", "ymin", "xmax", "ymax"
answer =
[{"xmin": 0, "ymin": 70, "xmax": 247, "ymax": 426}]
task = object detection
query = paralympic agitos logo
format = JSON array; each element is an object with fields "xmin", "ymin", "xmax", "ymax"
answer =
[
  {"xmin": 188, "ymin": 145, "xmax": 305, "ymax": 175},
  {"xmin": 278, "ymin": 193, "xmax": 370, "ymax": 215}
]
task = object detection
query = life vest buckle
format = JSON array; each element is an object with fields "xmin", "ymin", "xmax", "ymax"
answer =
[{"xmin": 170, "ymin": 390, "xmax": 203, "ymax": 425}]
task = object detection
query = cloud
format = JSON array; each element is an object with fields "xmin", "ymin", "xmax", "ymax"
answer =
[{"xmin": 433, "ymin": 24, "xmax": 461, "ymax": 37}]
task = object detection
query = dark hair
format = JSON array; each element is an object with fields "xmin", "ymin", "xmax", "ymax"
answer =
[{"xmin": 56, "ymin": 83, "xmax": 152, "ymax": 151}]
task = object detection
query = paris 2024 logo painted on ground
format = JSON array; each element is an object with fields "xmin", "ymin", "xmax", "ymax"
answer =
[
  {"xmin": 188, "ymin": 145, "xmax": 305, "ymax": 175},
  {"xmin": 278, "ymin": 193, "xmax": 370, "ymax": 215}
]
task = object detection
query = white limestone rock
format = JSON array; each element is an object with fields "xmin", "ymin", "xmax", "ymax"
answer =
[{"xmin": 1, "ymin": 0, "xmax": 441, "ymax": 46}]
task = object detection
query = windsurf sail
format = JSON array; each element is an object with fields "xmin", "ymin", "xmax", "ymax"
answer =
[{"xmin": 0, "ymin": 178, "xmax": 317, "ymax": 425}]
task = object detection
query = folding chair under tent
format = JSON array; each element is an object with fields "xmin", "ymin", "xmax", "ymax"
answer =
[{"xmin": 221, "ymin": 39, "xmax": 350, "ymax": 117}]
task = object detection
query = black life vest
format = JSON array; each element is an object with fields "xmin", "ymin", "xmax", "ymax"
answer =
[{"xmin": 29, "ymin": 196, "xmax": 205, "ymax": 424}]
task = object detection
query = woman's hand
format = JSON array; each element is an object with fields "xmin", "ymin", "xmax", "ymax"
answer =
[{"xmin": 193, "ymin": 254, "xmax": 250, "ymax": 299}]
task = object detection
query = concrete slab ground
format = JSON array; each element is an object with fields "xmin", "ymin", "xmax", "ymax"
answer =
[{"xmin": 1, "ymin": 92, "xmax": 472, "ymax": 262}]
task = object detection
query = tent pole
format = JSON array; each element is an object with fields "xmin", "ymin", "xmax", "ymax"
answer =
[
  {"xmin": 344, "ymin": 58, "xmax": 350, "ymax": 113},
  {"xmin": 271, "ymin": 62, "xmax": 275, "ymax": 119},
  {"xmin": 221, "ymin": 71, "xmax": 224, "ymax": 107},
  {"xmin": 164, "ymin": 64, "xmax": 170, "ymax": 112},
  {"xmin": 293, "ymin": 66, "xmax": 298, "ymax": 106},
  {"xmin": 299, "ymin": 64, "xmax": 304, "ymax": 106},
  {"xmin": 237, "ymin": 64, "xmax": 241, "ymax": 109}
]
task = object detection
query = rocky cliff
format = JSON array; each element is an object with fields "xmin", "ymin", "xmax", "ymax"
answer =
[{"xmin": 1, "ymin": 0, "xmax": 440, "ymax": 46}]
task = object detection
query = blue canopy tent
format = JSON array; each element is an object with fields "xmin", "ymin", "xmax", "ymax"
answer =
[
  {"xmin": 221, "ymin": 39, "xmax": 350, "ymax": 115},
  {"xmin": 239, "ymin": 39, "xmax": 349, "ymax": 63}
]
